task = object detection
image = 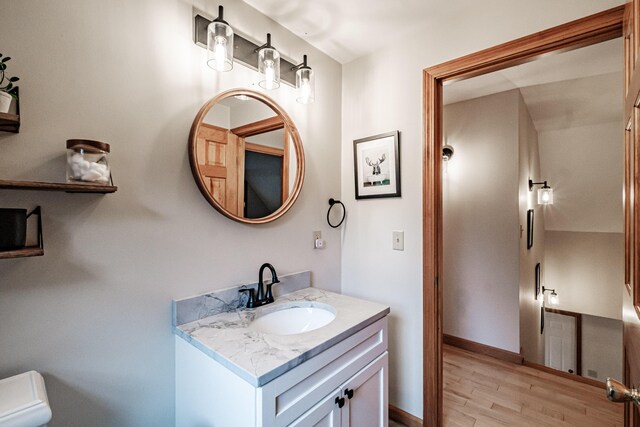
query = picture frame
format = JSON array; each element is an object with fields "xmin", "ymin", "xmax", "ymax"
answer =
[
  {"xmin": 535, "ymin": 263, "xmax": 541, "ymax": 299},
  {"xmin": 353, "ymin": 131, "xmax": 401, "ymax": 199},
  {"xmin": 527, "ymin": 209, "xmax": 534, "ymax": 249}
]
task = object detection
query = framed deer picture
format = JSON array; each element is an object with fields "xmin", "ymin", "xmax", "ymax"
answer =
[{"xmin": 353, "ymin": 131, "xmax": 401, "ymax": 199}]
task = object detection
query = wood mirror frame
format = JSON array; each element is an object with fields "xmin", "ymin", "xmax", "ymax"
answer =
[{"xmin": 188, "ymin": 89, "xmax": 305, "ymax": 224}]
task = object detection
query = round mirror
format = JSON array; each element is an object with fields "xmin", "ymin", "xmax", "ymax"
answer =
[{"xmin": 189, "ymin": 89, "xmax": 305, "ymax": 224}]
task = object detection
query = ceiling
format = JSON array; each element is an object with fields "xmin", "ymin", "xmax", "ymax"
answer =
[
  {"xmin": 444, "ymin": 39, "xmax": 624, "ymax": 131},
  {"xmin": 242, "ymin": 0, "xmax": 624, "ymax": 64}
]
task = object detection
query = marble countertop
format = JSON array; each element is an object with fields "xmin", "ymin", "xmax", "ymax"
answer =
[{"xmin": 174, "ymin": 287, "xmax": 389, "ymax": 387}]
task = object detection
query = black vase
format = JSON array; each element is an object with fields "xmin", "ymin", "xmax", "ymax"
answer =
[{"xmin": 0, "ymin": 208, "xmax": 28, "ymax": 250}]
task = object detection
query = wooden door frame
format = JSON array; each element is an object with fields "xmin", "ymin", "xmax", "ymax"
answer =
[{"xmin": 422, "ymin": 6, "xmax": 624, "ymax": 425}]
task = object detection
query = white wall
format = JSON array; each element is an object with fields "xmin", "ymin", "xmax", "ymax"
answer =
[
  {"xmin": 229, "ymin": 98, "xmax": 276, "ymax": 128},
  {"xmin": 341, "ymin": 1, "xmax": 622, "ymax": 417},
  {"xmin": 538, "ymin": 121, "xmax": 624, "ymax": 233},
  {"xmin": 582, "ymin": 314, "xmax": 623, "ymax": 382},
  {"xmin": 518, "ymin": 93, "xmax": 546, "ymax": 364},
  {"xmin": 544, "ymin": 231, "xmax": 624, "ymax": 319},
  {"xmin": 442, "ymin": 90, "xmax": 520, "ymax": 353},
  {"xmin": 0, "ymin": 1, "xmax": 342, "ymax": 425}
]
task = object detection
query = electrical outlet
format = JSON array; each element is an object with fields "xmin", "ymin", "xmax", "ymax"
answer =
[
  {"xmin": 392, "ymin": 231, "xmax": 404, "ymax": 251},
  {"xmin": 313, "ymin": 230, "xmax": 324, "ymax": 249}
]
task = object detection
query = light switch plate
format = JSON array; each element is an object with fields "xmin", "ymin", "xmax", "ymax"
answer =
[{"xmin": 392, "ymin": 231, "xmax": 404, "ymax": 251}]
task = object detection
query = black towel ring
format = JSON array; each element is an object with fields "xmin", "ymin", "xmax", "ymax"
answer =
[{"xmin": 327, "ymin": 198, "xmax": 346, "ymax": 228}]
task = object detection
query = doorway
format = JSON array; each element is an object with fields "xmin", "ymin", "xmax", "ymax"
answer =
[{"xmin": 421, "ymin": 6, "xmax": 625, "ymax": 425}]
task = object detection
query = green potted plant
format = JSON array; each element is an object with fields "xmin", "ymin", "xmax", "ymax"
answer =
[{"xmin": 0, "ymin": 53, "xmax": 19, "ymax": 114}]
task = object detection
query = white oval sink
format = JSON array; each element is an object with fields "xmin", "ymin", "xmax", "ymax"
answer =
[{"xmin": 251, "ymin": 304, "xmax": 336, "ymax": 335}]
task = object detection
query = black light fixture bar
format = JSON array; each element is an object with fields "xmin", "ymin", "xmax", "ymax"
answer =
[
  {"xmin": 529, "ymin": 179, "xmax": 550, "ymax": 191},
  {"xmin": 194, "ymin": 12, "xmax": 297, "ymax": 87}
]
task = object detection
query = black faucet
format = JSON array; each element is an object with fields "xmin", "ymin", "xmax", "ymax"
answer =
[
  {"xmin": 239, "ymin": 263, "xmax": 280, "ymax": 308},
  {"xmin": 258, "ymin": 263, "xmax": 279, "ymax": 304}
]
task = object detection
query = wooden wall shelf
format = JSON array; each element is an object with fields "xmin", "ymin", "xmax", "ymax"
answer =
[
  {"xmin": 0, "ymin": 180, "xmax": 117, "ymax": 193},
  {"xmin": 0, "ymin": 206, "xmax": 44, "ymax": 260},
  {"xmin": 0, "ymin": 246, "xmax": 44, "ymax": 259},
  {"xmin": 0, "ymin": 112, "xmax": 20, "ymax": 133}
]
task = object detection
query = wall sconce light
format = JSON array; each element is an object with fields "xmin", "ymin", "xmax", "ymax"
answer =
[
  {"xmin": 542, "ymin": 286, "xmax": 559, "ymax": 306},
  {"xmin": 442, "ymin": 145, "xmax": 454, "ymax": 162},
  {"xmin": 194, "ymin": 8, "xmax": 316, "ymax": 101},
  {"xmin": 256, "ymin": 33, "xmax": 280, "ymax": 90},
  {"xmin": 529, "ymin": 179, "xmax": 554, "ymax": 205},
  {"xmin": 292, "ymin": 55, "xmax": 315, "ymax": 104},
  {"xmin": 206, "ymin": 6, "xmax": 234, "ymax": 72},
  {"xmin": 442, "ymin": 144, "xmax": 454, "ymax": 175}
]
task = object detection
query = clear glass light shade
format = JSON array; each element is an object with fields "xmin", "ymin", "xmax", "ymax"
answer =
[
  {"xmin": 538, "ymin": 187, "xmax": 554, "ymax": 205},
  {"xmin": 258, "ymin": 47, "xmax": 280, "ymax": 90},
  {"xmin": 296, "ymin": 67, "xmax": 315, "ymax": 104},
  {"xmin": 549, "ymin": 291, "xmax": 559, "ymax": 306},
  {"xmin": 207, "ymin": 21, "xmax": 233, "ymax": 72}
]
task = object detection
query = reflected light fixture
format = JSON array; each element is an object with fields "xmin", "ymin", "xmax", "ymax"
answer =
[
  {"xmin": 256, "ymin": 33, "xmax": 280, "ymax": 90},
  {"xmin": 292, "ymin": 55, "xmax": 315, "ymax": 104},
  {"xmin": 206, "ymin": 6, "xmax": 234, "ymax": 72},
  {"xmin": 529, "ymin": 179, "xmax": 554, "ymax": 205},
  {"xmin": 542, "ymin": 286, "xmax": 559, "ymax": 306}
]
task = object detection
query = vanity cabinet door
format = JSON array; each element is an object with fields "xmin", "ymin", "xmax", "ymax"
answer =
[
  {"xmin": 289, "ymin": 352, "xmax": 388, "ymax": 427},
  {"xmin": 289, "ymin": 389, "xmax": 342, "ymax": 427},
  {"xmin": 340, "ymin": 352, "xmax": 388, "ymax": 427}
]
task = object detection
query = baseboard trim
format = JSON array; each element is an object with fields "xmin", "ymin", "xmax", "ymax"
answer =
[
  {"xmin": 443, "ymin": 334, "xmax": 524, "ymax": 365},
  {"xmin": 389, "ymin": 404, "xmax": 423, "ymax": 427},
  {"xmin": 522, "ymin": 360, "xmax": 606, "ymax": 389}
]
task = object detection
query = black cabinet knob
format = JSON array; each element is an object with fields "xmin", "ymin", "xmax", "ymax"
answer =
[
  {"xmin": 344, "ymin": 388, "xmax": 354, "ymax": 399},
  {"xmin": 335, "ymin": 396, "xmax": 345, "ymax": 408}
]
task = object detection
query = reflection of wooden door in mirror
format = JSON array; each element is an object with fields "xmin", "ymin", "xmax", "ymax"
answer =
[{"xmin": 195, "ymin": 123, "xmax": 244, "ymax": 216}]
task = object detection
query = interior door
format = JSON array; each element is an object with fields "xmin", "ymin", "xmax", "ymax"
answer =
[
  {"xmin": 195, "ymin": 124, "xmax": 243, "ymax": 216},
  {"xmin": 544, "ymin": 312, "xmax": 577, "ymax": 374},
  {"xmin": 623, "ymin": 1, "xmax": 640, "ymax": 425}
]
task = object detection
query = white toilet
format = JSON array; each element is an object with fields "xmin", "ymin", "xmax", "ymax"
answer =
[{"xmin": 0, "ymin": 371, "xmax": 52, "ymax": 427}]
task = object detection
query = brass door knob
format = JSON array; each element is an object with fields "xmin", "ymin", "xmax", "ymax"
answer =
[{"xmin": 607, "ymin": 378, "xmax": 640, "ymax": 404}]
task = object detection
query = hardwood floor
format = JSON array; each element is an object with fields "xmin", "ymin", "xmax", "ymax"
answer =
[{"xmin": 443, "ymin": 344, "xmax": 623, "ymax": 426}]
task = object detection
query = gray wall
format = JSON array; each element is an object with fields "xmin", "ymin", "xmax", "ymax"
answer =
[
  {"xmin": 518, "ymin": 92, "xmax": 546, "ymax": 364},
  {"xmin": 0, "ymin": 0, "xmax": 342, "ymax": 425},
  {"xmin": 442, "ymin": 90, "xmax": 520, "ymax": 353},
  {"xmin": 544, "ymin": 231, "xmax": 623, "ymax": 319},
  {"xmin": 582, "ymin": 314, "xmax": 623, "ymax": 382}
]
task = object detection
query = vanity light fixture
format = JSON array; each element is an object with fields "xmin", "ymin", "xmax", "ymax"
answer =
[
  {"xmin": 256, "ymin": 33, "xmax": 280, "ymax": 90},
  {"xmin": 292, "ymin": 55, "xmax": 315, "ymax": 104},
  {"xmin": 529, "ymin": 179, "xmax": 554, "ymax": 205},
  {"xmin": 194, "ymin": 9, "xmax": 315, "ymax": 96},
  {"xmin": 206, "ymin": 6, "xmax": 234, "ymax": 72},
  {"xmin": 542, "ymin": 286, "xmax": 559, "ymax": 306}
]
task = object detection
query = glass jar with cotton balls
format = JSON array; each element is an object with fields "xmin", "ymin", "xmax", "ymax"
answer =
[{"xmin": 66, "ymin": 139, "xmax": 111, "ymax": 185}]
